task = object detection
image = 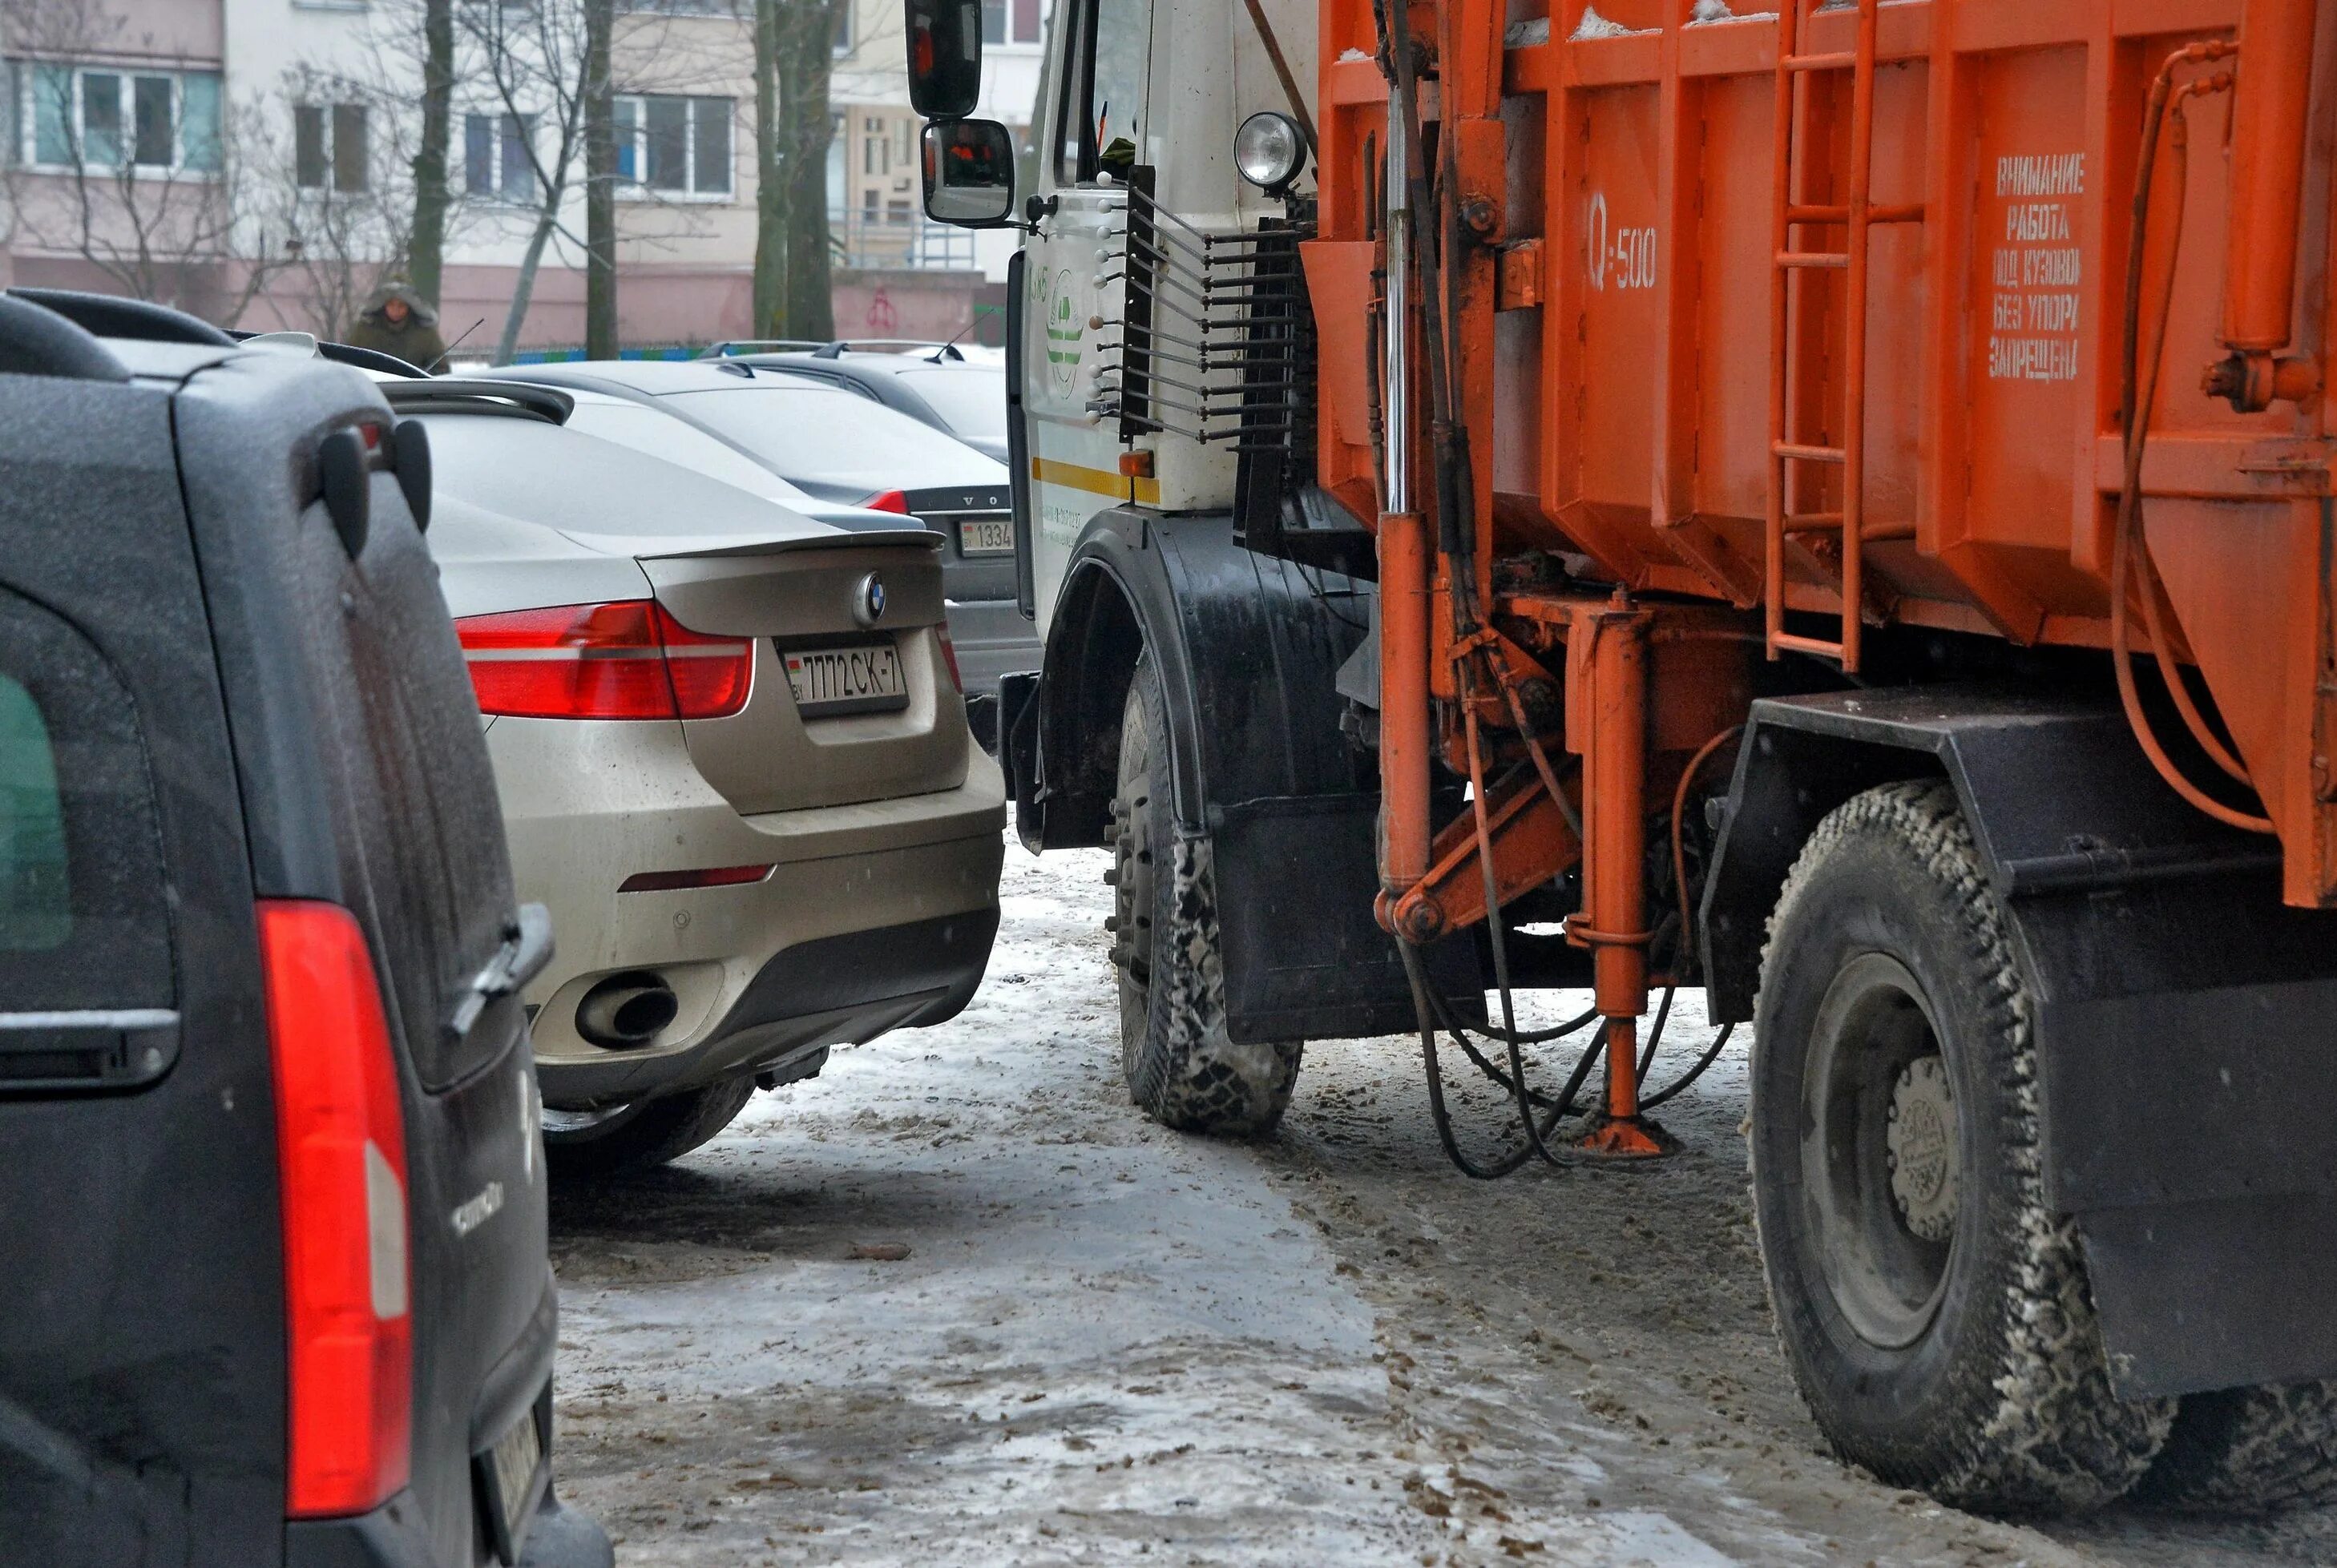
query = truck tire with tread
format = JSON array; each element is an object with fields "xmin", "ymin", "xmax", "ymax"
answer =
[
  {"xmin": 1751, "ymin": 780, "xmax": 2174, "ymax": 1514},
  {"xmin": 1108, "ymin": 653, "xmax": 1300, "ymax": 1135},
  {"xmin": 543, "ymin": 1074, "xmax": 760, "ymax": 1178},
  {"xmin": 2135, "ymin": 1380, "xmax": 2337, "ymax": 1512}
]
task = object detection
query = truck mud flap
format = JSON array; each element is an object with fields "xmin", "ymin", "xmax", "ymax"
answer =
[
  {"xmin": 1213, "ymin": 792, "xmax": 1481, "ymax": 1045},
  {"xmin": 2030, "ymin": 905, "xmax": 2337, "ymax": 1398}
]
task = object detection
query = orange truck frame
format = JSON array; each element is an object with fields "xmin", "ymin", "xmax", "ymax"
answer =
[{"xmin": 909, "ymin": 0, "xmax": 2337, "ymax": 1515}]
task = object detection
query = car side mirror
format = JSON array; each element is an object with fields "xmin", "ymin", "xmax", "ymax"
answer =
[
  {"xmin": 904, "ymin": 0, "xmax": 983, "ymax": 119},
  {"xmin": 922, "ymin": 119, "xmax": 1017, "ymax": 228}
]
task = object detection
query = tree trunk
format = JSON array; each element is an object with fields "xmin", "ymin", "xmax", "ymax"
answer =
[
  {"xmin": 752, "ymin": 0, "xmax": 785, "ymax": 340},
  {"xmin": 583, "ymin": 0, "xmax": 617, "ymax": 357},
  {"xmin": 410, "ymin": 0, "xmax": 455, "ymax": 306},
  {"xmin": 494, "ymin": 200, "xmax": 562, "ymax": 365},
  {"xmin": 776, "ymin": 0, "xmax": 840, "ymax": 341}
]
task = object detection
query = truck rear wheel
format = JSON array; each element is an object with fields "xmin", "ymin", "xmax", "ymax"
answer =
[
  {"xmin": 2134, "ymin": 1381, "xmax": 2337, "ymax": 1512},
  {"xmin": 1751, "ymin": 780, "xmax": 2174, "ymax": 1513},
  {"xmin": 543, "ymin": 1074, "xmax": 759, "ymax": 1179},
  {"xmin": 1108, "ymin": 653, "xmax": 1300, "ymax": 1135}
]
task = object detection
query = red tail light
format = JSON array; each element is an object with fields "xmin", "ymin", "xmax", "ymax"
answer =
[
  {"xmin": 454, "ymin": 601, "xmax": 753, "ymax": 720},
  {"xmin": 259, "ymin": 900, "xmax": 412, "ymax": 1519},
  {"xmin": 936, "ymin": 625, "xmax": 964, "ymax": 694},
  {"xmin": 863, "ymin": 490, "xmax": 910, "ymax": 514}
]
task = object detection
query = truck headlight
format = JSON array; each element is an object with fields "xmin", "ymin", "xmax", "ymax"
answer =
[{"xmin": 1234, "ymin": 111, "xmax": 1305, "ymax": 194}]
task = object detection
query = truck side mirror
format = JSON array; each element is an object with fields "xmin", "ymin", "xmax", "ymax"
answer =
[
  {"xmin": 922, "ymin": 119, "xmax": 1018, "ymax": 228},
  {"xmin": 904, "ymin": 0, "xmax": 983, "ymax": 119}
]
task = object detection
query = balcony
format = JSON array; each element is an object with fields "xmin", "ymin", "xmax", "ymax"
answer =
[{"xmin": 827, "ymin": 207, "xmax": 979, "ymax": 272}]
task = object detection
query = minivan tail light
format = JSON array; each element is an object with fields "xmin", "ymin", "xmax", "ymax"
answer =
[
  {"xmin": 454, "ymin": 600, "xmax": 753, "ymax": 720},
  {"xmin": 863, "ymin": 490, "xmax": 910, "ymax": 514},
  {"xmin": 259, "ymin": 900, "xmax": 412, "ymax": 1519}
]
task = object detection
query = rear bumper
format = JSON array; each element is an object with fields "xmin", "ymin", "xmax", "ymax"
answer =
[
  {"xmin": 491, "ymin": 716, "xmax": 1006, "ymax": 1110},
  {"xmin": 283, "ymin": 1273, "xmax": 605, "ymax": 1568},
  {"xmin": 541, "ymin": 905, "xmax": 1000, "ymax": 1105},
  {"xmin": 943, "ymin": 596, "xmax": 1039, "ymax": 697},
  {"xmin": 285, "ymin": 1488, "xmax": 611, "ymax": 1568}
]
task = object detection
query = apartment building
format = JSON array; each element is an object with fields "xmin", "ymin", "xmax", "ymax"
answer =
[
  {"xmin": 1, "ymin": 0, "xmax": 232, "ymax": 308},
  {"xmin": 3, "ymin": 0, "xmax": 1035, "ymax": 350},
  {"xmin": 830, "ymin": 0, "xmax": 1046, "ymax": 282}
]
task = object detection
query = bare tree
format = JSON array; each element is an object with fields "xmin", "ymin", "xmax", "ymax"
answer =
[
  {"xmin": 757, "ymin": 0, "xmax": 855, "ymax": 341},
  {"xmin": 460, "ymin": 0, "xmax": 728, "ymax": 361},
  {"xmin": 410, "ymin": 0, "xmax": 456, "ymax": 308},
  {"xmin": 242, "ymin": 64, "xmax": 422, "ymax": 341},
  {"xmin": 752, "ymin": 0, "xmax": 785, "ymax": 337},
  {"xmin": 454, "ymin": 0, "xmax": 589, "ymax": 361},
  {"xmin": 2, "ymin": 0, "xmax": 285, "ymax": 323},
  {"xmin": 583, "ymin": 0, "xmax": 618, "ymax": 357}
]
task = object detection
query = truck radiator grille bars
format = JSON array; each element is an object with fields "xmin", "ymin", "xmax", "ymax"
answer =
[{"xmin": 1092, "ymin": 168, "xmax": 1314, "ymax": 450}]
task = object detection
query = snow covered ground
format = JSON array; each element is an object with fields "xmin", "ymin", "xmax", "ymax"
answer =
[{"xmin": 547, "ymin": 836, "xmax": 2336, "ymax": 1566}]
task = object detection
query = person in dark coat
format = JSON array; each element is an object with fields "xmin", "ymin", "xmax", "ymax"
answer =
[{"xmin": 344, "ymin": 280, "xmax": 450, "ymax": 373}]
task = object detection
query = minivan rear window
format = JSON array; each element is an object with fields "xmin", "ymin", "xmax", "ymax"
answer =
[
  {"xmin": 0, "ymin": 676, "xmax": 69, "ymax": 953},
  {"xmin": 0, "ymin": 592, "xmax": 173, "ymax": 1013}
]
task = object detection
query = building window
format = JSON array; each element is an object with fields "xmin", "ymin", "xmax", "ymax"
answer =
[
  {"xmin": 294, "ymin": 103, "xmax": 369, "ymax": 192},
  {"xmin": 464, "ymin": 110, "xmax": 537, "ymax": 202},
  {"xmin": 1013, "ymin": 0, "xmax": 1041, "ymax": 42},
  {"xmin": 19, "ymin": 64, "xmax": 220, "ymax": 173},
  {"xmin": 862, "ymin": 114, "xmax": 886, "ymax": 176},
  {"xmin": 982, "ymin": 0, "xmax": 1007, "ymax": 44},
  {"xmin": 833, "ymin": 1, "xmax": 853, "ymax": 54},
  {"xmin": 611, "ymin": 93, "xmax": 731, "ymax": 196}
]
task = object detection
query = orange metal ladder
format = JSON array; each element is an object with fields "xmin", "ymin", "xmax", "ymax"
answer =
[{"xmin": 1764, "ymin": 0, "xmax": 1922, "ymax": 672}]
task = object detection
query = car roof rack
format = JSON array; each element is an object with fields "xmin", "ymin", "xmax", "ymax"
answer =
[
  {"xmin": 7, "ymin": 287, "xmax": 236, "ymax": 347},
  {"xmin": 0, "ymin": 293, "xmax": 131, "ymax": 383},
  {"xmin": 378, "ymin": 378, "xmax": 575, "ymax": 424}
]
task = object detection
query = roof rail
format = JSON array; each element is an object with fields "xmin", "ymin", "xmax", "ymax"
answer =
[
  {"xmin": 378, "ymin": 378, "xmax": 575, "ymax": 424},
  {"xmin": 0, "ymin": 294, "xmax": 131, "ymax": 383},
  {"xmin": 9, "ymin": 287, "xmax": 236, "ymax": 347}
]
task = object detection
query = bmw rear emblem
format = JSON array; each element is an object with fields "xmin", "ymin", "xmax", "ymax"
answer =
[{"xmin": 854, "ymin": 572, "xmax": 887, "ymax": 627}]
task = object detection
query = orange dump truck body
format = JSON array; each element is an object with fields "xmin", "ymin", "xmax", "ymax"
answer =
[{"xmin": 1307, "ymin": 0, "xmax": 2335, "ymax": 905}]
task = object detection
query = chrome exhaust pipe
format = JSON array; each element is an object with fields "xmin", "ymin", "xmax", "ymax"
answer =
[{"xmin": 574, "ymin": 972, "xmax": 678, "ymax": 1049}]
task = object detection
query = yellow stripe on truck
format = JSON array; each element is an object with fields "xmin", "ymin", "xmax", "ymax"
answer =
[{"xmin": 1031, "ymin": 456, "xmax": 1161, "ymax": 507}]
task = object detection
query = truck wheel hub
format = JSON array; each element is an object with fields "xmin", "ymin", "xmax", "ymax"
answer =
[{"xmin": 1885, "ymin": 1056, "xmax": 1958, "ymax": 1243}]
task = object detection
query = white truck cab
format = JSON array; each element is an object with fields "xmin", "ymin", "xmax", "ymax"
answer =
[{"xmin": 915, "ymin": 0, "xmax": 1319, "ymax": 636}]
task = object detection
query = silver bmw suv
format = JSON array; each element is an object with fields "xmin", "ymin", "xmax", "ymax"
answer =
[{"xmin": 393, "ymin": 378, "xmax": 1006, "ymax": 1175}]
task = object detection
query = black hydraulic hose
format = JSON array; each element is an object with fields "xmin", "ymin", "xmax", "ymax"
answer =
[
  {"xmin": 1466, "ymin": 700, "xmax": 1572, "ymax": 1169},
  {"xmin": 1641, "ymin": 1023, "xmax": 1736, "ymax": 1112},
  {"xmin": 1402, "ymin": 939, "xmax": 1608, "ymax": 1179},
  {"xmin": 1633, "ymin": 986, "xmax": 1677, "ymax": 1086},
  {"xmin": 1423, "ymin": 982, "xmax": 1599, "ymax": 1050},
  {"xmin": 1403, "ymin": 937, "xmax": 1537, "ymax": 1179}
]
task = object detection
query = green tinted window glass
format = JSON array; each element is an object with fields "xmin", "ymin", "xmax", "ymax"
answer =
[
  {"xmin": 180, "ymin": 73, "xmax": 222, "ymax": 171},
  {"xmin": 33, "ymin": 65, "xmax": 74, "ymax": 165},
  {"xmin": 0, "ymin": 675, "xmax": 69, "ymax": 953}
]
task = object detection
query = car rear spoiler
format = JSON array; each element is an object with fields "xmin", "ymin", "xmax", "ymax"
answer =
[
  {"xmin": 605, "ymin": 528, "xmax": 943, "ymax": 562},
  {"xmin": 381, "ymin": 380, "xmax": 576, "ymax": 424}
]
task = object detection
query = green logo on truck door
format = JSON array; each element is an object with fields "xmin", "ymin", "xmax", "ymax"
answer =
[{"xmin": 1042, "ymin": 268, "xmax": 1084, "ymax": 391}]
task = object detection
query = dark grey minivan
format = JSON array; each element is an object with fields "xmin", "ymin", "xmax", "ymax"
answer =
[{"xmin": 0, "ymin": 289, "xmax": 607, "ymax": 1568}]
